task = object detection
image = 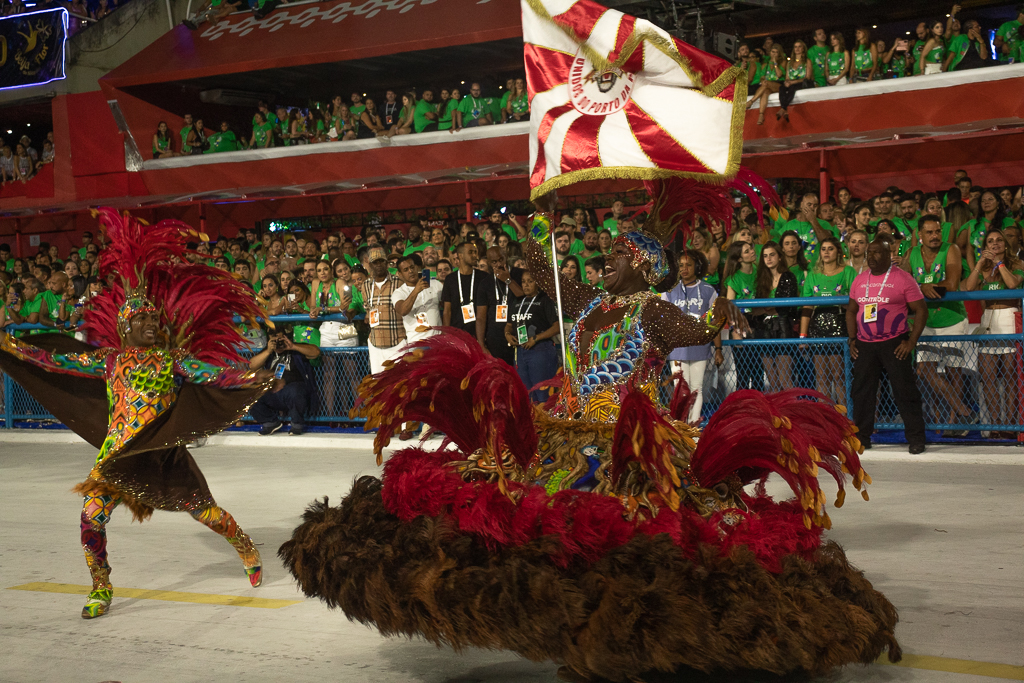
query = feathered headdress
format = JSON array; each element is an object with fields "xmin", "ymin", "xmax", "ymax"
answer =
[
  {"xmin": 82, "ymin": 208, "xmax": 266, "ymax": 363},
  {"xmin": 614, "ymin": 173, "xmax": 780, "ymax": 287}
]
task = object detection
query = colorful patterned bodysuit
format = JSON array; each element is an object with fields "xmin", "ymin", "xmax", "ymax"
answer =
[
  {"xmin": 524, "ymin": 238, "xmax": 719, "ymax": 421},
  {"xmin": 0, "ymin": 335, "xmax": 262, "ymax": 614}
]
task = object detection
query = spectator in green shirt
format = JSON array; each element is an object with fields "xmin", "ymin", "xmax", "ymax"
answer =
[
  {"xmin": 944, "ymin": 19, "xmax": 991, "ymax": 71},
  {"xmin": 206, "ymin": 122, "xmax": 239, "ymax": 153},
  {"xmin": 772, "ymin": 193, "xmax": 838, "ymax": 264},
  {"xmin": 414, "ymin": 89, "xmax": 440, "ymax": 133},
  {"xmin": 349, "ymin": 93, "xmax": 366, "ymax": 118},
  {"xmin": 602, "ymin": 201, "xmax": 625, "ymax": 237},
  {"xmin": 6, "ymin": 276, "xmax": 44, "ymax": 337},
  {"xmin": 994, "ymin": 5, "xmax": 1024, "ymax": 62},
  {"xmin": 437, "ymin": 89, "xmax": 457, "ymax": 131},
  {"xmin": 250, "ymin": 112, "xmax": 275, "ymax": 149},
  {"xmin": 77, "ymin": 232, "xmax": 93, "ymax": 260},
  {"xmin": 179, "ymin": 114, "xmax": 194, "ymax": 155},
  {"xmin": 808, "ymin": 28, "xmax": 830, "ymax": 87},
  {"xmin": 454, "ymin": 83, "xmax": 493, "ymax": 130}
]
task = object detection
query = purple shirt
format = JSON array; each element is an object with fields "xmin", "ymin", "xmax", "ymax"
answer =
[{"xmin": 851, "ymin": 266, "xmax": 924, "ymax": 342}]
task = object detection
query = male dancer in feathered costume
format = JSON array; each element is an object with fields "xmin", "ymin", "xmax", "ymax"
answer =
[{"xmin": 0, "ymin": 209, "xmax": 273, "ymax": 619}]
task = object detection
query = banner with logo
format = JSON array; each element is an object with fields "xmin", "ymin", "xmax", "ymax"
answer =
[
  {"xmin": 521, "ymin": 0, "xmax": 746, "ymax": 199},
  {"xmin": 0, "ymin": 8, "xmax": 68, "ymax": 92}
]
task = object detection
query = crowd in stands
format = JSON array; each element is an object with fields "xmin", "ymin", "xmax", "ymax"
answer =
[
  {"xmin": 0, "ymin": 132, "xmax": 54, "ymax": 185},
  {"xmin": 2, "ymin": 174, "xmax": 1023, "ymax": 435},
  {"xmin": 150, "ymin": 80, "xmax": 530, "ymax": 158},
  {"xmin": 741, "ymin": 3, "xmax": 1024, "ymax": 123}
]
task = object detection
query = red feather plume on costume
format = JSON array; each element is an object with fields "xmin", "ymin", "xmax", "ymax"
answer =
[
  {"xmin": 689, "ymin": 389, "xmax": 868, "ymax": 529},
  {"xmin": 81, "ymin": 208, "xmax": 265, "ymax": 363},
  {"xmin": 355, "ymin": 328, "xmax": 538, "ymax": 470},
  {"xmin": 611, "ymin": 386, "xmax": 685, "ymax": 510},
  {"xmin": 640, "ymin": 168, "xmax": 780, "ymax": 246}
]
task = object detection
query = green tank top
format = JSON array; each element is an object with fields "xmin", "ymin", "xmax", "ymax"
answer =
[
  {"xmin": 924, "ymin": 43, "xmax": 945, "ymax": 63},
  {"xmin": 750, "ymin": 61, "xmax": 766, "ymax": 86},
  {"xmin": 827, "ymin": 51, "xmax": 846, "ymax": 77},
  {"xmin": 787, "ymin": 61, "xmax": 808, "ymax": 80},
  {"xmin": 853, "ymin": 45, "xmax": 874, "ymax": 72},
  {"xmin": 801, "ymin": 266, "xmax": 856, "ymax": 298},
  {"xmin": 980, "ymin": 269, "xmax": 1024, "ymax": 291},
  {"xmin": 908, "ymin": 245, "xmax": 966, "ymax": 328},
  {"xmin": 765, "ymin": 62, "xmax": 784, "ymax": 82}
]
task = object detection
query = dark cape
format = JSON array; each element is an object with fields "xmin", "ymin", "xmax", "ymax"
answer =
[{"xmin": 0, "ymin": 333, "xmax": 269, "ymax": 520}]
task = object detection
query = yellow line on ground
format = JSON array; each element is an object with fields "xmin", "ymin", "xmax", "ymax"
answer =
[
  {"xmin": 878, "ymin": 653, "xmax": 1024, "ymax": 680},
  {"xmin": 7, "ymin": 582, "xmax": 303, "ymax": 609}
]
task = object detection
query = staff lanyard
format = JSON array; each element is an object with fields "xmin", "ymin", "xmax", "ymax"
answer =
[
  {"xmin": 458, "ymin": 269, "xmax": 475, "ymax": 306},
  {"xmin": 516, "ymin": 295, "xmax": 537, "ymax": 322},
  {"xmin": 494, "ymin": 278, "xmax": 508, "ymax": 307},
  {"xmin": 865, "ymin": 265, "xmax": 893, "ymax": 298},
  {"xmin": 370, "ymin": 278, "xmax": 387, "ymax": 306},
  {"xmin": 682, "ymin": 281, "xmax": 703, "ymax": 313}
]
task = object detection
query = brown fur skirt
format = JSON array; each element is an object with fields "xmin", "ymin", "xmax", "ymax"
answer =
[{"xmin": 279, "ymin": 476, "xmax": 901, "ymax": 681}]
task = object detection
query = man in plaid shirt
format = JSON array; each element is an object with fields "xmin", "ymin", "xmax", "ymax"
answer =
[{"xmin": 349, "ymin": 247, "xmax": 406, "ymax": 373}]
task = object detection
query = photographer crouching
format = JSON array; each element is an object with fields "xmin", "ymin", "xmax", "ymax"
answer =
[{"xmin": 249, "ymin": 325, "xmax": 321, "ymax": 435}]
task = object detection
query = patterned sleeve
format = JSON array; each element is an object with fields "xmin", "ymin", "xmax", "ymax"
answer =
[
  {"xmin": 641, "ymin": 297, "xmax": 719, "ymax": 357},
  {"xmin": 523, "ymin": 237, "xmax": 599, "ymax": 319},
  {"xmin": 172, "ymin": 351, "xmax": 258, "ymax": 388},
  {"xmin": 0, "ymin": 334, "xmax": 109, "ymax": 378}
]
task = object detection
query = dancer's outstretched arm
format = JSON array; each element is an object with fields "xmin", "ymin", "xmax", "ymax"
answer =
[
  {"xmin": 0, "ymin": 334, "xmax": 110, "ymax": 378},
  {"xmin": 171, "ymin": 350, "xmax": 267, "ymax": 388}
]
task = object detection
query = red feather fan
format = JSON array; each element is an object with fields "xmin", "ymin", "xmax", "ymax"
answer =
[
  {"xmin": 689, "ymin": 389, "xmax": 867, "ymax": 529},
  {"xmin": 81, "ymin": 208, "xmax": 265, "ymax": 363},
  {"xmin": 354, "ymin": 328, "xmax": 538, "ymax": 471}
]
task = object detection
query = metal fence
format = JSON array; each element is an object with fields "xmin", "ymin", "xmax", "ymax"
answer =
[{"xmin": 2, "ymin": 293, "xmax": 1024, "ymax": 438}]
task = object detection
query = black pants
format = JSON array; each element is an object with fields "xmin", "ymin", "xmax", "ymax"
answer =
[
  {"xmin": 777, "ymin": 81, "xmax": 809, "ymax": 110},
  {"xmin": 851, "ymin": 334, "xmax": 926, "ymax": 446},
  {"xmin": 250, "ymin": 382, "xmax": 310, "ymax": 428},
  {"xmin": 486, "ymin": 330, "xmax": 516, "ymax": 367}
]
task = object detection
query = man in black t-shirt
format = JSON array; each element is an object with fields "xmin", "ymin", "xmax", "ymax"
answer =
[
  {"xmin": 441, "ymin": 241, "xmax": 489, "ymax": 348},
  {"xmin": 248, "ymin": 327, "xmax": 321, "ymax": 435},
  {"xmin": 484, "ymin": 247, "xmax": 523, "ymax": 366}
]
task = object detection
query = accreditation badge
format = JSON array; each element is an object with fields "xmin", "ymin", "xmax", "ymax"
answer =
[
  {"xmin": 863, "ymin": 303, "xmax": 878, "ymax": 323},
  {"xmin": 517, "ymin": 325, "xmax": 529, "ymax": 344},
  {"xmin": 495, "ymin": 305, "xmax": 508, "ymax": 323},
  {"xmin": 461, "ymin": 304, "xmax": 476, "ymax": 322},
  {"xmin": 368, "ymin": 309, "xmax": 381, "ymax": 327}
]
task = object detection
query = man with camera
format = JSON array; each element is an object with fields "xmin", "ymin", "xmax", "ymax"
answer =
[{"xmin": 248, "ymin": 325, "xmax": 321, "ymax": 435}]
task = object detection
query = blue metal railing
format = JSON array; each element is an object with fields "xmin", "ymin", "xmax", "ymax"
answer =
[{"xmin": 2, "ymin": 293, "xmax": 1023, "ymax": 436}]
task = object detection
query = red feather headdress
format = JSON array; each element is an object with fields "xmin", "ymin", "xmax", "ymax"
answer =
[{"xmin": 82, "ymin": 208, "xmax": 266, "ymax": 363}]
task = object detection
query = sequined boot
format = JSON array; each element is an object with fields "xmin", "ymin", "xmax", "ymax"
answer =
[
  {"xmin": 227, "ymin": 528, "xmax": 262, "ymax": 587},
  {"xmin": 82, "ymin": 566, "xmax": 113, "ymax": 619}
]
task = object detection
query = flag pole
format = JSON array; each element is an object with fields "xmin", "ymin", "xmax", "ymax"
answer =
[{"xmin": 548, "ymin": 223, "xmax": 570, "ymax": 371}]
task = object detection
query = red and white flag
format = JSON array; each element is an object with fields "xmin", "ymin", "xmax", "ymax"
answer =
[{"xmin": 522, "ymin": 0, "xmax": 746, "ymax": 200}]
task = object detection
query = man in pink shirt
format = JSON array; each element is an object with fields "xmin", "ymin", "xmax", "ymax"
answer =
[{"xmin": 846, "ymin": 236, "xmax": 929, "ymax": 453}]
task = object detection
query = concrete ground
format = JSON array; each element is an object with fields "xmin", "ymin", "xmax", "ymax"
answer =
[{"xmin": 0, "ymin": 432, "xmax": 1021, "ymax": 683}]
